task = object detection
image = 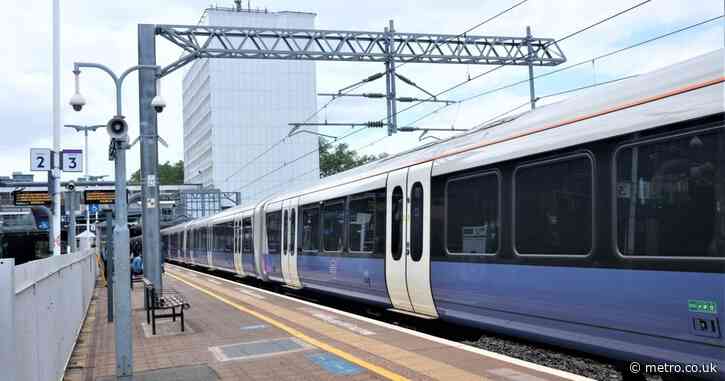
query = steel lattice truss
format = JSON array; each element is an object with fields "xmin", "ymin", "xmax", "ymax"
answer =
[{"xmin": 156, "ymin": 24, "xmax": 566, "ymax": 76}]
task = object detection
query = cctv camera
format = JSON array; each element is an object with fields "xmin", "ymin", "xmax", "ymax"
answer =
[
  {"xmin": 107, "ymin": 116, "xmax": 129, "ymax": 140},
  {"xmin": 69, "ymin": 92, "xmax": 86, "ymax": 112},
  {"xmin": 66, "ymin": 181, "xmax": 76, "ymax": 192},
  {"xmin": 151, "ymin": 95, "xmax": 166, "ymax": 113}
]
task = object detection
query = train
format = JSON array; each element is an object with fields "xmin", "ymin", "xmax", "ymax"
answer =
[{"xmin": 161, "ymin": 49, "xmax": 724, "ymax": 378}]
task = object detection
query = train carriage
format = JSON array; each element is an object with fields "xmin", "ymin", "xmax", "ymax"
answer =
[{"xmin": 162, "ymin": 49, "xmax": 725, "ymax": 378}]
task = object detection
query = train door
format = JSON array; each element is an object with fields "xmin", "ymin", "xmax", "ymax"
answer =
[
  {"xmin": 233, "ymin": 218, "xmax": 242, "ymax": 274},
  {"xmin": 206, "ymin": 225, "xmax": 214, "ymax": 269},
  {"xmin": 282, "ymin": 198, "xmax": 302, "ymax": 288},
  {"xmin": 385, "ymin": 164, "xmax": 438, "ymax": 317}
]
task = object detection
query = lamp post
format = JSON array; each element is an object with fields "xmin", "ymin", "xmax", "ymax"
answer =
[
  {"xmin": 69, "ymin": 62, "xmax": 163, "ymax": 380},
  {"xmin": 64, "ymin": 124, "xmax": 104, "ymax": 234}
]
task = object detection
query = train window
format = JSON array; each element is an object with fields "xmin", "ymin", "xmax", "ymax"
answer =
[
  {"xmin": 266, "ymin": 211, "xmax": 282, "ymax": 255},
  {"xmin": 322, "ymin": 199, "xmax": 345, "ymax": 252},
  {"xmin": 283, "ymin": 210, "xmax": 289, "ymax": 255},
  {"xmin": 348, "ymin": 193, "xmax": 376, "ymax": 253},
  {"xmin": 222, "ymin": 222, "xmax": 234, "ymax": 253},
  {"xmin": 515, "ymin": 155, "xmax": 592, "ymax": 255},
  {"xmin": 391, "ymin": 187, "xmax": 404, "ymax": 261},
  {"xmin": 242, "ymin": 217, "xmax": 253, "ymax": 255},
  {"xmin": 290, "ymin": 209, "xmax": 296, "ymax": 255},
  {"xmin": 410, "ymin": 183, "xmax": 424, "ymax": 261},
  {"xmin": 616, "ymin": 128, "xmax": 725, "ymax": 258},
  {"xmin": 446, "ymin": 172, "xmax": 499, "ymax": 255},
  {"xmin": 302, "ymin": 205, "xmax": 320, "ymax": 252}
]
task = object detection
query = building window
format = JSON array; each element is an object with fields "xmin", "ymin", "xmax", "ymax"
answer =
[
  {"xmin": 616, "ymin": 128, "xmax": 724, "ymax": 258},
  {"xmin": 302, "ymin": 205, "xmax": 320, "ymax": 252},
  {"xmin": 266, "ymin": 211, "xmax": 282, "ymax": 255},
  {"xmin": 242, "ymin": 217, "xmax": 253, "ymax": 255},
  {"xmin": 410, "ymin": 183, "xmax": 424, "ymax": 261},
  {"xmin": 446, "ymin": 172, "xmax": 499, "ymax": 254},
  {"xmin": 322, "ymin": 199, "xmax": 345, "ymax": 252},
  {"xmin": 515, "ymin": 155, "xmax": 592, "ymax": 255},
  {"xmin": 391, "ymin": 187, "xmax": 404, "ymax": 261}
]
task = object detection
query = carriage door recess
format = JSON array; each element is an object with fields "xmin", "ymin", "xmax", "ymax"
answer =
[
  {"xmin": 406, "ymin": 162, "xmax": 438, "ymax": 317},
  {"xmin": 385, "ymin": 168, "xmax": 414, "ymax": 312},
  {"xmin": 207, "ymin": 225, "xmax": 214, "ymax": 269},
  {"xmin": 282, "ymin": 198, "xmax": 302, "ymax": 288}
]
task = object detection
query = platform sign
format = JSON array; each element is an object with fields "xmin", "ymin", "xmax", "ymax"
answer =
[
  {"xmin": 61, "ymin": 149, "xmax": 83, "ymax": 172},
  {"xmin": 13, "ymin": 191, "xmax": 51, "ymax": 206},
  {"xmin": 84, "ymin": 190, "xmax": 119, "ymax": 205},
  {"xmin": 30, "ymin": 148, "xmax": 52, "ymax": 172}
]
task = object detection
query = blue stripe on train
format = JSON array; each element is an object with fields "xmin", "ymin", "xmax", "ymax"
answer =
[
  {"xmin": 297, "ymin": 254, "xmax": 388, "ymax": 305},
  {"xmin": 430, "ymin": 261, "xmax": 725, "ymax": 369}
]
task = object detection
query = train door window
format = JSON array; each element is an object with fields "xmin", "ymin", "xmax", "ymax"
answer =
[
  {"xmin": 290, "ymin": 209, "xmax": 296, "ymax": 255},
  {"xmin": 616, "ymin": 127, "xmax": 725, "ymax": 258},
  {"xmin": 391, "ymin": 187, "xmax": 404, "ymax": 260},
  {"xmin": 242, "ymin": 217, "xmax": 253, "ymax": 255},
  {"xmin": 322, "ymin": 199, "xmax": 345, "ymax": 252},
  {"xmin": 446, "ymin": 172, "xmax": 500, "ymax": 255},
  {"xmin": 410, "ymin": 182, "xmax": 424, "ymax": 262},
  {"xmin": 266, "ymin": 211, "xmax": 282, "ymax": 254},
  {"xmin": 283, "ymin": 210, "xmax": 289, "ymax": 255},
  {"xmin": 302, "ymin": 205, "xmax": 320, "ymax": 253},
  {"xmin": 222, "ymin": 222, "xmax": 234, "ymax": 253},
  {"xmin": 515, "ymin": 154, "xmax": 593, "ymax": 255},
  {"xmin": 349, "ymin": 193, "xmax": 376, "ymax": 253}
]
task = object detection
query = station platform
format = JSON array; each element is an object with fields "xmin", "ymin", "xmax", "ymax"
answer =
[{"xmin": 65, "ymin": 263, "xmax": 591, "ymax": 381}]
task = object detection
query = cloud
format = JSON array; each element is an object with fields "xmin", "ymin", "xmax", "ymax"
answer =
[{"xmin": 0, "ymin": 0, "xmax": 721, "ymax": 181}]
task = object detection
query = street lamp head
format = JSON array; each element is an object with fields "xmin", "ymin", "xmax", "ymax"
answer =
[
  {"xmin": 151, "ymin": 94, "xmax": 166, "ymax": 113},
  {"xmin": 69, "ymin": 92, "xmax": 86, "ymax": 112}
]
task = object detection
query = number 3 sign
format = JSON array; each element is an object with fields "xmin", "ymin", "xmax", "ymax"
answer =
[{"xmin": 61, "ymin": 149, "xmax": 83, "ymax": 172}]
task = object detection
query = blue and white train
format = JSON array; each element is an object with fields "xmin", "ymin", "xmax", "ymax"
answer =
[{"xmin": 162, "ymin": 50, "xmax": 725, "ymax": 378}]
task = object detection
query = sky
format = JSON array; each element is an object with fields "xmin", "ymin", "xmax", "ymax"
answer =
[{"xmin": 1, "ymin": 0, "xmax": 722, "ymax": 182}]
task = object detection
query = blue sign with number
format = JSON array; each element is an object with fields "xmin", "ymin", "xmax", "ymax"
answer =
[{"xmin": 88, "ymin": 204, "xmax": 100, "ymax": 214}]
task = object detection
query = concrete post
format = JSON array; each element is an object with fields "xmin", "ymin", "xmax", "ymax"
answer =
[
  {"xmin": 138, "ymin": 24, "xmax": 162, "ymax": 291},
  {"xmin": 112, "ymin": 140, "xmax": 132, "ymax": 378},
  {"xmin": 104, "ymin": 209, "xmax": 114, "ymax": 322},
  {"xmin": 0, "ymin": 258, "xmax": 16, "ymax": 381}
]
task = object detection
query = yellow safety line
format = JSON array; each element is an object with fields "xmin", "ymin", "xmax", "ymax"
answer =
[{"xmin": 168, "ymin": 272, "xmax": 410, "ymax": 381}]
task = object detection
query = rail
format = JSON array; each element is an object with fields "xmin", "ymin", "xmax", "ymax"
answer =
[{"xmin": 0, "ymin": 250, "xmax": 98, "ymax": 381}]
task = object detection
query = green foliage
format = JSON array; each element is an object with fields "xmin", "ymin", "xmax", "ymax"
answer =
[
  {"xmin": 319, "ymin": 138, "xmax": 387, "ymax": 178},
  {"xmin": 129, "ymin": 160, "xmax": 184, "ymax": 185}
]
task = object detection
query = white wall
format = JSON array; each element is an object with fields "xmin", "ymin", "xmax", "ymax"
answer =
[{"xmin": 182, "ymin": 10, "xmax": 319, "ymax": 202}]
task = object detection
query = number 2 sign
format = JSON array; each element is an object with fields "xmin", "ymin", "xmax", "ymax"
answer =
[{"xmin": 30, "ymin": 148, "xmax": 52, "ymax": 171}]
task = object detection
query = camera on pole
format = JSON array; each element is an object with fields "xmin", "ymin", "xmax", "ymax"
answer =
[
  {"xmin": 66, "ymin": 181, "xmax": 76, "ymax": 192},
  {"xmin": 107, "ymin": 116, "xmax": 128, "ymax": 140}
]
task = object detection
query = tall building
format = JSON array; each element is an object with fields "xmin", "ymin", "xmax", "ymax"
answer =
[{"xmin": 182, "ymin": 7, "xmax": 319, "ymax": 204}]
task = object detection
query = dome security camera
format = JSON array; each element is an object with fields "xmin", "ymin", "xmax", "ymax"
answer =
[
  {"xmin": 66, "ymin": 181, "xmax": 76, "ymax": 192},
  {"xmin": 107, "ymin": 116, "xmax": 129, "ymax": 140},
  {"xmin": 69, "ymin": 92, "xmax": 86, "ymax": 112},
  {"xmin": 151, "ymin": 95, "xmax": 166, "ymax": 113}
]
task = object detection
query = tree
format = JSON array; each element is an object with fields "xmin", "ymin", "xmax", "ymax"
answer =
[
  {"xmin": 129, "ymin": 160, "xmax": 184, "ymax": 185},
  {"xmin": 319, "ymin": 138, "xmax": 387, "ymax": 178}
]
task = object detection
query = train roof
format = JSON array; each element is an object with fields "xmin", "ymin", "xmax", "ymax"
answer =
[
  {"xmin": 266, "ymin": 48, "xmax": 724, "ymax": 203},
  {"xmin": 162, "ymin": 48, "xmax": 723, "ymax": 232}
]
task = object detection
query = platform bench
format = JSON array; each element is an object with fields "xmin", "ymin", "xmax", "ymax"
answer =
[{"xmin": 143, "ymin": 278, "xmax": 191, "ymax": 335}]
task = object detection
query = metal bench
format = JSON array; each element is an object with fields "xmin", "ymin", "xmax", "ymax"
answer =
[{"xmin": 142, "ymin": 278, "xmax": 190, "ymax": 335}]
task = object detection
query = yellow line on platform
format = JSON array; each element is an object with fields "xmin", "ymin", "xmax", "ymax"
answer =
[{"xmin": 168, "ymin": 272, "xmax": 410, "ymax": 381}]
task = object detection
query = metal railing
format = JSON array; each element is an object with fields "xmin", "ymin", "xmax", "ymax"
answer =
[{"xmin": 0, "ymin": 249, "xmax": 97, "ymax": 381}]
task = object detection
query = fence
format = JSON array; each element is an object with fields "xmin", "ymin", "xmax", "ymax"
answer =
[{"xmin": 0, "ymin": 250, "xmax": 97, "ymax": 381}]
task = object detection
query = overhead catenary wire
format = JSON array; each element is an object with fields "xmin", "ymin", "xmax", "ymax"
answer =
[{"xmin": 234, "ymin": 2, "xmax": 716, "ymax": 196}]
